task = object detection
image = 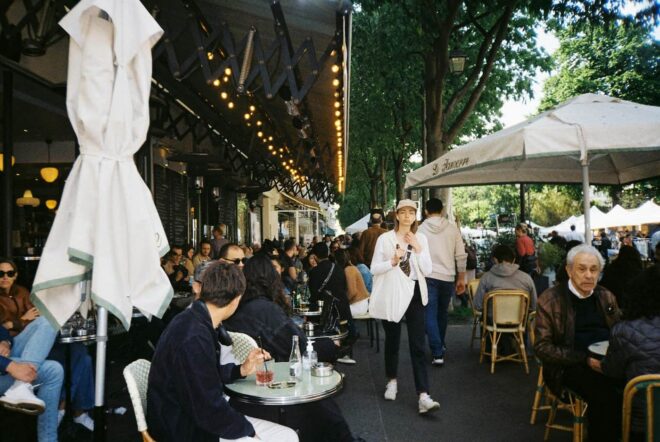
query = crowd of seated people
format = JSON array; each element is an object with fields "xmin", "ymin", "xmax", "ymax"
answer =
[{"xmin": 0, "ymin": 257, "xmax": 95, "ymax": 432}]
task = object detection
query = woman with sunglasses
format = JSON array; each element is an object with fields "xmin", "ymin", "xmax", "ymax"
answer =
[
  {"xmin": 0, "ymin": 259, "xmax": 37, "ymax": 336},
  {"xmin": 0, "ymin": 257, "xmax": 96, "ymax": 431}
]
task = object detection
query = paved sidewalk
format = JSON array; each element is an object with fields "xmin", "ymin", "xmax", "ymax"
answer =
[
  {"xmin": 334, "ymin": 322, "xmax": 568, "ymax": 442},
  {"xmin": 0, "ymin": 321, "xmax": 577, "ymax": 442}
]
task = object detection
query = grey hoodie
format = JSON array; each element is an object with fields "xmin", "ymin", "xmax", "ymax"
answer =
[
  {"xmin": 418, "ymin": 216, "xmax": 467, "ymax": 282},
  {"xmin": 473, "ymin": 262, "xmax": 537, "ymax": 312}
]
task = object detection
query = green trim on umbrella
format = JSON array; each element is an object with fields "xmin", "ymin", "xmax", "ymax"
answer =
[
  {"xmin": 156, "ymin": 286, "xmax": 174, "ymax": 318},
  {"xmin": 30, "ymin": 271, "xmax": 91, "ymax": 294},
  {"xmin": 68, "ymin": 247, "xmax": 94, "ymax": 267},
  {"xmin": 91, "ymin": 293, "xmax": 130, "ymax": 331}
]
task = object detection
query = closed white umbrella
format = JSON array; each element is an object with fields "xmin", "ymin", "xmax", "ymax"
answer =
[
  {"xmin": 405, "ymin": 94, "xmax": 660, "ymax": 242},
  {"xmin": 30, "ymin": 0, "xmax": 171, "ymax": 430}
]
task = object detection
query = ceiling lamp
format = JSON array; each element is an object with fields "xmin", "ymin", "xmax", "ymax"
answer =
[
  {"xmin": 16, "ymin": 190, "xmax": 40, "ymax": 207},
  {"xmin": 45, "ymin": 199, "xmax": 58, "ymax": 210},
  {"xmin": 0, "ymin": 154, "xmax": 16, "ymax": 172},
  {"xmin": 40, "ymin": 140, "xmax": 59, "ymax": 183}
]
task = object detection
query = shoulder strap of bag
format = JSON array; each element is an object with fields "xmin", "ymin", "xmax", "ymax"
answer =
[{"xmin": 319, "ymin": 263, "xmax": 335, "ymax": 293}]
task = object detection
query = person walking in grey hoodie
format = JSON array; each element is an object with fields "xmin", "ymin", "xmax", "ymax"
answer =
[
  {"xmin": 474, "ymin": 244, "xmax": 537, "ymax": 314},
  {"xmin": 418, "ymin": 198, "xmax": 467, "ymax": 366}
]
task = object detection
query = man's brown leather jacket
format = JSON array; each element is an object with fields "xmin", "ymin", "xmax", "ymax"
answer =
[{"xmin": 534, "ymin": 282, "xmax": 620, "ymax": 395}]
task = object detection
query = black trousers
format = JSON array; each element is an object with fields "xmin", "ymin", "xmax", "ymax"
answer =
[
  {"xmin": 382, "ymin": 283, "xmax": 429, "ymax": 394},
  {"xmin": 562, "ymin": 364, "xmax": 623, "ymax": 442}
]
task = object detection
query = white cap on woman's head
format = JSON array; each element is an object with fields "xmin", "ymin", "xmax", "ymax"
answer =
[{"xmin": 396, "ymin": 199, "xmax": 417, "ymax": 211}]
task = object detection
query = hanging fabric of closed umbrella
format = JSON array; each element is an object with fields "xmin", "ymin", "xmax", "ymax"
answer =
[
  {"xmin": 405, "ymin": 94, "xmax": 660, "ymax": 242},
  {"xmin": 30, "ymin": 0, "xmax": 171, "ymax": 434}
]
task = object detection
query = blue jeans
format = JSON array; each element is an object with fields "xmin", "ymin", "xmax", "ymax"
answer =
[
  {"xmin": 424, "ymin": 278, "xmax": 455, "ymax": 358},
  {"xmin": 49, "ymin": 343, "xmax": 95, "ymax": 410},
  {"xmin": 0, "ymin": 316, "xmax": 63, "ymax": 442}
]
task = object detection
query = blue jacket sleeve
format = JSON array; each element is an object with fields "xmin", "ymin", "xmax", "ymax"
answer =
[
  {"xmin": 173, "ymin": 336, "xmax": 254, "ymax": 439},
  {"xmin": 0, "ymin": 326, "xmax": 14, "ymax": 374}
]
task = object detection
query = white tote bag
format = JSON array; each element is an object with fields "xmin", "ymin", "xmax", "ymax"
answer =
[{"xmin": 368, "ymin": 234, "xmax": 417, "ymax": 322}]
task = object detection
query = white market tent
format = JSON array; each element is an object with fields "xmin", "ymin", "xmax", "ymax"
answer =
[
  {"xmin": 405, "ymin": 93, "xmax": 660, "ymax": 242},
  {"xmin": 345, "ymin": 214, "xmax": 370, "ymax": 234},
  {"xmin": 548, "ymin": 200, "xmax": 660, "ymax": 233}
]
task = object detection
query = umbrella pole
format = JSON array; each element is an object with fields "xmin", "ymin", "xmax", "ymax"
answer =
[
  {"xmin": 582, "ymin": 163, "xmax": 592, "ymax": 244},
  {"xmin": 94, "ymin": 306, "xmax": 108, "ymax": 442}
]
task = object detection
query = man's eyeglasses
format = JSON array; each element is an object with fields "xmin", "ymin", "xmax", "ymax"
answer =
[
  {"xmin": 223, "ymin": 258, "xmax": 248, "ymax": 265},
  {"xmin": 0, "ymin": 270, "xmax": 16, "ymax": 278}
]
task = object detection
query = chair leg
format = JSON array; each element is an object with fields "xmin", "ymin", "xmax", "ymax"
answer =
[
  {"xmin": 519, "ymin": 331, "xmax": 530, "ymax": 374},
  {"xmin": 572, "ymin": 399, "xmax": 584, "ymax": 442},
  {"xmin": 530, "ymin": 368, "xmax": 544, "ymax": 424},
  {"xmin": 490, "ymin": 331, "xmax": 497, "ymax": 374},
  {"xmin": 479, "ymin": 330, "xmax": 486, "ymax": 364},
  {"xmin": 544, "ymin": 399, "xmax": 558, "ymax": 441}
]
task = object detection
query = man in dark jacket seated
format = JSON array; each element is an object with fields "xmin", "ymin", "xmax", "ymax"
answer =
[
  {"xmin": 147, "ymin": 262, "xmax": 298, "ymax": 442},
  {"xmin": 535, "ymin": 244, "xmax": 622, "ymax": 442}
]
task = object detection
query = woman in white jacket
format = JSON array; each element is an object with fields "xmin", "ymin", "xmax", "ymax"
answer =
[{"xmin": 370, "ymin": 200, "xmax": 440, "ymax": 414}]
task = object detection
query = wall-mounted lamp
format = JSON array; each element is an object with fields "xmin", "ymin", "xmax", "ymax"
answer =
[{"xmin": 0, "ymin": 154, "xmax": 16, "ymax": 172}]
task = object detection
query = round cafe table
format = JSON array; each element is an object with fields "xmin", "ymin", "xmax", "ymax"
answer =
[
  {"xmin": 588, "ymin": 340, "xmax": 609, "ymax": 359},
  {"xmin": 224, "ymin": 362, "xmax": 343, "ymax": 406},
  {"xmin": 303, "ymin": 328, "xmax": 348, "ymax": 342}
]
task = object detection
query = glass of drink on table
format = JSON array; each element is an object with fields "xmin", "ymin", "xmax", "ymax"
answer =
[{"xmin": 255, "ymin": 363, "xmax": 274, "ymax": 386}]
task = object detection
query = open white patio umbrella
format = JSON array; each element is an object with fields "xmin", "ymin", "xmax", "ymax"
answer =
[
  {"xmin": 30, "ymin": 0, "xmax": 171, "ymax": 429},
  {"xmin": 405, "ymin": 94, "xmax": 660, "ymax": 242}
]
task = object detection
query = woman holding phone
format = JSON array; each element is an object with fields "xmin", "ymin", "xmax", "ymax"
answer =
[{"xmin": 369, "ymin": 200, "xmax": 440, "ymax": 414}]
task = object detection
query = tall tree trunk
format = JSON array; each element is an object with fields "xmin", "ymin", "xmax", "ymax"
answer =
[
  {"xmin": 370, "ymin": 178, "xmax": 380, "ymax": 209},
  {"xmin": 379, "ymin": 156, "xmax": 388, "ymax": 208},
  {"xmin": 392, "ymin": 152, "xmax": 405, "ymax": 202}
]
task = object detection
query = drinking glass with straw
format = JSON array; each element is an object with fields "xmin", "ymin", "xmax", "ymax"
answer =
[{"xmin": 255, "ymin": 336, "xmax": 273, "ymax": 385}]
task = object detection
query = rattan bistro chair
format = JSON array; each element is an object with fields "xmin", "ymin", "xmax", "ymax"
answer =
[
  {"xmin": 479, "ymin": 289, "xmax": 530, "ymax": 374},
  {"xmin": 227, "ymin": 331, "xmax": 259, "ymax": 364},
  {"xmin": 466, "ymin": 279, "xmax": 482, "ymax": 348},
  {"xmin": 123, "ymin": 359, "xmax": 155, "ymax": 442},
  {"xmin": 623, "ymin": 374, "xmax": 660, "ymax": 442}
]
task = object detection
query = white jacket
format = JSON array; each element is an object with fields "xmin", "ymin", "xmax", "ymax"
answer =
[{"xmin": 370, "ymin": 230, "xmax": 432, "ymax": 305}]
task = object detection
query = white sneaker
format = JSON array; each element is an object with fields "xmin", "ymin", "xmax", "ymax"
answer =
[
  {"xmin": 0, "ymin": 381, "xmax": 45, "ymax": 415},
  {"xmin": 431, "ymin": 357, "xmax": 445, "ymax": 367},
  {"xmin": 384, "ymin": 381, "xmax": 397, "ymax": 401},
  {"xmin": 336, "ymin": 356, "xmax": 357, "ymax": 365},
  {"xmin": 418, "ymin": 394, "xmax": 440, "ymax": 414},
  {"xmin": 58, "ymin": 409, "xmax": 65, "ymax": 427},
  {"xmin": 74, "ymin": 412, "xmax": 94, "ymax": 431}
]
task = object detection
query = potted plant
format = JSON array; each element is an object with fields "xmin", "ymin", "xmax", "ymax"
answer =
[{"xmin": 538, "ymin": 242, "xmax": 565, "ymax": 286}]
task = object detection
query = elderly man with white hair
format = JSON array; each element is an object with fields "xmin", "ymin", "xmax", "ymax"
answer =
[{"xmin": 535, "ymin": 244, "xmax": 622, "ymax": 442}]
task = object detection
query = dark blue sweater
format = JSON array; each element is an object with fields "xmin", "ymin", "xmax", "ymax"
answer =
[{"xmin": 147, "ymin": 300, "xmax": 254, "ymax": 442}]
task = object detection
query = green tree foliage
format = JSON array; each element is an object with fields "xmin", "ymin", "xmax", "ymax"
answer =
[
  {"xmin": 539, "ymin": 19, "xmax": 660, "ymax": 208},
  {"xmin": 540, "ymin": 21, "xmax": 660, "ymax": 109}
]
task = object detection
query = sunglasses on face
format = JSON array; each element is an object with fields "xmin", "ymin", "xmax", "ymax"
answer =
[
  {"xmin": 223, "ymin": 258, "xmax": 248, "ymax": 265},
  {"xmin": 0, "ymin": 270, "xmax": 16, "ymax": 278}
]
